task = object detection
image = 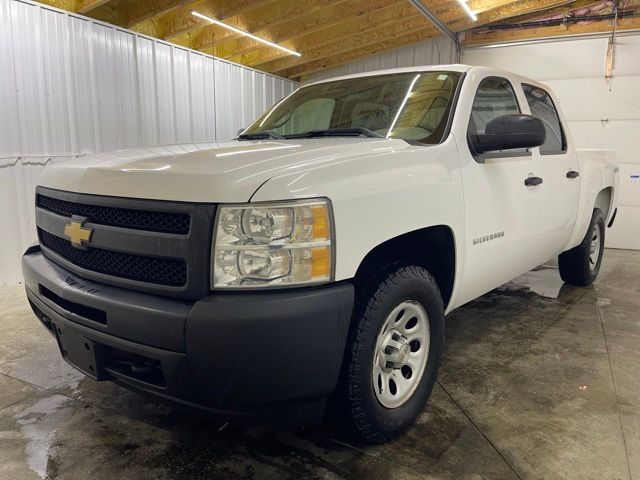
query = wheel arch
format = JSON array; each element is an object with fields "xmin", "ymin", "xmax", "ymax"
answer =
[
  {"xmin": 352, "ymin": 225, "xmax": 456, "ymax": 310},
  {"xmin": 594, "ymin": 186, "xmax": 614, "ymax": 219}
]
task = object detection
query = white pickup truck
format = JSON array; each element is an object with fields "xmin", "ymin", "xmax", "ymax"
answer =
[{"xmin": 23, "ymin": 65, "xmax": 617, "ymax": 443}]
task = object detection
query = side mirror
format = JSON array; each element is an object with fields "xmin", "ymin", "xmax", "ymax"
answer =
[{"xmin": 469, "ymin": 114, "xmax": 546, "ymax": 154}]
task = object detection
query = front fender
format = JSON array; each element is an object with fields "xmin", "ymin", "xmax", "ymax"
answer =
[{"xmin": 250, "ymin": 139, "xmax": 466, "ymax": 283}]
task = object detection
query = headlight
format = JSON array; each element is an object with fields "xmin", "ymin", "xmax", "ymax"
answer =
[{"xmin": 212, "ymin": 199, "xmax": 333, "ymax": 288}]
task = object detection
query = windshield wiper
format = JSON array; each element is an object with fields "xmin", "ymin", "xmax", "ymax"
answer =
[
  {"xmin": 237, "ymin": 130, "xmax": 284, "ymax": 140},
  {"xmin": 284, "ymin": 128, "xmax": 383, "ymax": 139}
]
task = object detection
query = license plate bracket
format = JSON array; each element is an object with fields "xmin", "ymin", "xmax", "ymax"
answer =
[{"xmin": 53, "ymin": 322, "xmax": 102, "ymax": 380}]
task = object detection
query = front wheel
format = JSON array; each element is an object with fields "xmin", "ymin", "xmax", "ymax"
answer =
[
  {"xmin": 340, "ymin": 265, "xmax": 445, "ymax": 444},
  {"xmin": 559, "ymin": 209, "xmax": 605, "ymax": 286}
]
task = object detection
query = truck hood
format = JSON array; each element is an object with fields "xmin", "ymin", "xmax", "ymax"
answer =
[{"xmin": 38, "ymin": 139, "xmax": 410, "ymax": 202}]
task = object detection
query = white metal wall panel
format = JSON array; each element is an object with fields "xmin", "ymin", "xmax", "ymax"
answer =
[
  {"xmin": 0, "ymin": 0, "xmax": 20, "ymax": 155},
  {"xmin": 69, "ymin": 16, "xmax": 99, "ymax": 153},
  {"xmin": 173, "ymin": 47, "xmax": 192, "ymax": 143},
  {"xmin": 136, "ymin": 37, "xmax": 160, "ymax": 147},
  {"xmin": 306, "ymin": 36, "xmax": 458, "ymax": 83},
  {"xmin": 0, "ymin": 0, "xmax": 297, "ymax": 285},
  {"xmin": 155, "ymin": 42, "xmax": 176, "ymax": 144},
  {"xmin": 214, "ymin": 59, "xmax": 235, "ymax": 140}
]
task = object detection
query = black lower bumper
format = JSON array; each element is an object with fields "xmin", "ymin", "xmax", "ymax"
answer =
[{"xmin": 22, "ymin": 248, "xmax": 354, "ymax": 422}]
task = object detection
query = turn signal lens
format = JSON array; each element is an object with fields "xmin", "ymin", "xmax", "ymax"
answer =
[
  {"xmin": 213, "ymin": 199, "xmax": 333, "ymax": 288},
  {"xmin": 311, "ymin": 246, "xmax": 331, "ymax": 278},
  {"xmin": 312, "ymin": 205, "xmax": 329, "ymax": 240}
]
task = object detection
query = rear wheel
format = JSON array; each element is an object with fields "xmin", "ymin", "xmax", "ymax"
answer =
[
  {"xmin": 559, "ymin": 209, "xmax": 605, "ymax": 286},
  {"xmin": 339, "ymin": 265, "xmax": 444, "ymax": 444}
]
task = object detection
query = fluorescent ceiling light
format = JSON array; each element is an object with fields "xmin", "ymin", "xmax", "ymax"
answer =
[
  {"xmin": 456, "ymin": 0, "xmax": 477, "ymax": 21},
  {"xmin": 192, "ymin": 11, "xmax": 301, "ymax": 57}
]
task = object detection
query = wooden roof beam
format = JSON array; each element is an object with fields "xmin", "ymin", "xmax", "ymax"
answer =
[
  {"xmin": 35, "ymin": 0, "xmax": 77, "ymax": 11},
  {"xmin": 231, "ymin": 0, "xmax": 526, "ymax": 63},
  {"xmin": 120, "ymin": 0, "xmax": 197, "ymax": 29},
  {"xmin": 216, "ymin": 0, "xmax": 408, "ymax": 62},
  {"xmin": 190, "ymin": 0, "xmax": 347, "ymax": 51},
  {"xmin": 239, "ymin": 1, "xmax": 518, "ymax": 73},
  {"xmin": 129, "ymin": 0, "xmax": 283, "ymax": 40},
  {"xmin": 257, "ymin": 15, "xmax": 434, "ymax": 73},
  {"xmin": 281, "ymin": 28, "xmax": 442, "ymax": 79},
  {"xmin": 76, "ymin": 0, "xmax": 113, "ymax": 15},
  {"xmin": 272, "ymin": 0, "xmax": 580, "ymax": 79}
]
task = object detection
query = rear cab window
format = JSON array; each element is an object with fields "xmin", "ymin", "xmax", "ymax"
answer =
[{"xmin": 522, "ymin": 84, "xmax": 567, "ymax": 155}]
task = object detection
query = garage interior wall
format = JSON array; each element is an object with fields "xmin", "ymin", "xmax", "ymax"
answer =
[
  {"xmin": 0, "ymin": 0, "xmax": 297, "ymax": 286},
  {"xmin": 462, "ymin": 34, "xmax": 640, "ymax": 250},
  {"xmin": 305, "ymin": 36, "xmax": 458, "ymax": 83}
]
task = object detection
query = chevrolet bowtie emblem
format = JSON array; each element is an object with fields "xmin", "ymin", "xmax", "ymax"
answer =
[{"xmin": 64, "ymin": 218, "xmax": 93, "ymax": 249}]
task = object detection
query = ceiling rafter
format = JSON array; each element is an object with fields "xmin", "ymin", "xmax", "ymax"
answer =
[
  {"xmin": 244, "ymin": 0, "xmax": 580, "ymax": 77},
  {"xmin": 188, "ymin": 0, "xmax": 348, "ymax": 51},
  {"xmin": 39, "ymin": 0, "xmax": 77, "ymax": 11},
  {"xmin": 208, "ymin": 0, "xmax": 409, "ymax": 61},
  {"xmin": 268, "ymin": 0, "xmax": 583, "ymax": 79},
  {"xmin": 283, "ymin": 27, "xmax": 444, "ymax": 79},
  {"xmin": 76, "ymin": 0, "xmax": 113, "ymax": 15},
  {"xmin": 125, "ymin": 0, "xmax": 280, "ymax": 39},
  {"xmin": 121, "ymin": 0, "xmax": 196, "ymax": 29},
  {"xmin": 267, "ymin": 16, "xmax": 437, "ymax": 75},
  {"xmin": 35, "ymin": 0, "xmax": 638, "ymax": 80}
]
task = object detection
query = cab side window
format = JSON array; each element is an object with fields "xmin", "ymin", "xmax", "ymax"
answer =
[
  {"xmin": 468, "ymin": 76, "xmax": 523, "ymax": 154},
  {"xmin": 522, "ymin": 84, "xmax": 566, "ymax": 155}
]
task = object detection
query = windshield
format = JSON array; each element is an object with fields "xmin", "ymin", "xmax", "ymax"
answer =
[{"xmin": 243, "ymin": 71, "xmax": 462, "ymax": 144}]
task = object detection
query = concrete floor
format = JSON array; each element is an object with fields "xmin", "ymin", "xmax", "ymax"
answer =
[{"xmin": 1, "ymin": 249, "xmax": 638, "ymax": 480}]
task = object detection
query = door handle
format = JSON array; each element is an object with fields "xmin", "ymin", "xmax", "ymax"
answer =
[
  {"xmin": 567, "ymin": 170, "xmax": 580, "ymax": 179},
  {"xmin": 524, "ymin": 176, "xmax": 543, "ymax": 187}
]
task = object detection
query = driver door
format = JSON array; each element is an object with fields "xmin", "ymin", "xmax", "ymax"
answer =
[{"xmin": 455, "ymin": 75, "xmax": 548, "ymax": 305}]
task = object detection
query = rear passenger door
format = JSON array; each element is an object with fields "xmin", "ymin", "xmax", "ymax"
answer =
[{"xmin": 521, "ymin": 84, "xmax": 579, "ymax": 250}]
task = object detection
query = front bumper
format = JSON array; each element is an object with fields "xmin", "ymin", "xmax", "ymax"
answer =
[{"xmin": 22, "ymin": 247, "xmax": 354, "ymax": 421}]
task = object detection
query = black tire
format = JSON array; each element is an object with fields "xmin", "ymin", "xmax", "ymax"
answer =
[
  {"xmin": 559, "ymin": 209, "xmax": 605, "ymax": 286},
  {"xmin": 340, "ymin": 265, "xmax": 445, "ymax": 444}
]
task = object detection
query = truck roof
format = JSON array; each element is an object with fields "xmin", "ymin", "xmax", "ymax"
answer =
[
  {"xmin": 308, "ymin": 64, "xmax": 474, "ymax": 85},
  {"xmin": 306, "ymin": 64, "xmax": 549, "ymax": 93}
]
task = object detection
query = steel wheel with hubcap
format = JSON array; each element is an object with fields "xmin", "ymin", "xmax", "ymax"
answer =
[
  {"xmin": 373, "ymin": 301, "xmax": 430, "ymax": 409},
  {"xmin": 337, "ymin": 264, "xmax": 445, "ymax": 444}
]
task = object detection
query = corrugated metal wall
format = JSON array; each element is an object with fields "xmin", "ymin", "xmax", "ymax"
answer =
[
  {"xmin": 305, "ymin": 36, "xmax": 457, "ymax": 83},
  {"xmin": 0, "ymin": 0, "xmax": 297, "ymax": 285}
]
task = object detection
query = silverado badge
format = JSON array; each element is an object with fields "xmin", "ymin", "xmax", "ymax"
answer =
[
  {"xmin": 64, "ymin": 217, "xmax": 93, "ymax": 249},
  {"xmin": 472, "ymin": 231, "xmax": 504, "ymax": 245}
]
